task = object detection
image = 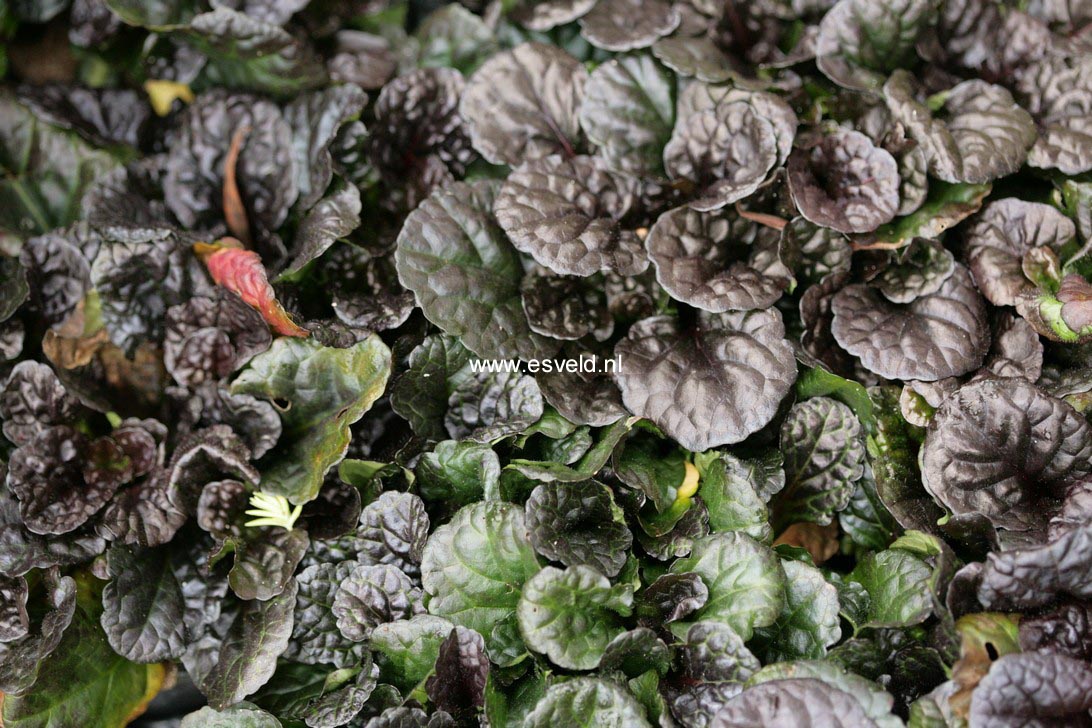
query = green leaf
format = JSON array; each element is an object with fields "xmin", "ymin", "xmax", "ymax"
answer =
[
  {"xmin": 773, "ymin": 397, "xmax": 865, "ymax": 530},
  {"xmin": 484, "ymin": 669, "xmax": 547, "ymax": 728},
  {"xmin": 848, "ymin": 548, "xmax": 933, "ymax": 629},
  {"xmin": 612, "ymin": 429, "xmax": 686, "ymax": 512},
  {"xmin": 371, "ymin": 615, "xmax": 455, "ymax": 693},
  {"xmin": 231, "ymin": 336, "xmax": 391, "ymax": 504},
  {"xmin": 416, "ymin": 440, "xmax": 501, "ymax": 505},
  {"xmin": 2, "ymin": 590, "xmax": 166, "ymax": 728},
  {"xmin": 522, "ymin": 677, "xmax": 652, "ymax": 728},
  {"xmin": 751, "ymin": 560, "xmax": 841, "ymax": 661},
  {"xmin": 390, "ymin": 334, "xmax": 474, "ymax": 440},
  {"xmin": 795, "ymin": 365, "xmax": 875, "ymax": 434},
  {"xmin": 669, "ymin": 533, "xmax": 786, "ymax": 640},
  {"xmin": 858, "ymin": 180, "xmax": 991, "ymax": 249},
  {"xmin": 420, "ymin": 502, "xmax": 543, "ymax": 658},
  {"xmin": 696, "ymin": 452, "xmax": 772, "ymax": 543},
  {"xmin": 866, "ymin": 386, "xmax": 940, "ymax": 534},
  {"xmin": 0, "ymin": 96, "xmax": 120, "ymax": 237},
  {"xmin": 517, "ymin": 565, "xmax": 633, "ymax": 670},
  {"xmin": 504, "ymin": 416, "xmax": 636, "ymax": 483}
]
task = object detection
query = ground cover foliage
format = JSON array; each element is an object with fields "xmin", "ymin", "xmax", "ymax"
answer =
[{"xmin": 1, "ymin": 0, "xmax": 1092, "ymax": 726}]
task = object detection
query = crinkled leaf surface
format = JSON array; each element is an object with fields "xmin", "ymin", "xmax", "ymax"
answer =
[
  {"xmin": 0, "ymin": 96, "xmax": 119, "ymax": 237},
  {"xmin": 421, "ymin": 502, "xmax": 543, "ymax": 657},
  {"xmin": 874, "ymin": 238, "xmax": 954, "ymax": 304},
  {"xmin": 444, "ymin": 369, "xmax": 544, "ymax": 442},
  {"xmin": 921, "ymin": 379, "xmax": 1092, "ymax": 532},
  {"xmin": 495, "ymin": 155, "xmax": 646, "ymax": 277},
  {"xmin": 646, "ymin": 204, "xmax": 785, "ymax": 312},
  {"xmin": 182, "ymin": 8, "xmax": 328, "ymax": 97},
  {"xmin": 521, "ymin": 273, "xmax": 613, "ymax": 341},
  {"xmin": 978, "ymin": 524, "xmax": 1092, "ymax": 610},
  {"xmin": 745, "ymin": 660, "xmax": 900, "ymax": 728},
  {"xmin": 203, "ymin": 580, "xmax": 297, "ymax": 710},
  {"xmin": 664, "ymin": 101, "xmax": 778, "ymax": 212},
  {"xmin": 523, "ymin": 677, "xmax": 651, "ymax": 728},
  {"xmin": 788, "ymin": 130, "xmax": 899, "ymax": 234},
  {"xmin": 751, "ymin": 560, "xmax": 841, "ymax": 662},
  {"xmin": 848, "ymin": 548, "xmax": 932, "ymax": 629},
  {"xmin": 287, "ymin": 560, "xmax": 366, "ymax": 669},
  {"xmin": 390, "ymin": 334, "xmax": 473, "ymax": 441},
  {"xmin": 518, "ymin": 565, "xmax": 632, "ymax": 669},
  {"xmin": 713, "ymin": 678, "xmax": 880, "ymax": 728},
  {"xmin": 525, "ymin": 480, "xmax": 632, "ymax": 577},
  {"xmin": 426, "ymin": 626, "xmax": 489, "ymax": 718},
  {"xmin": 830, "ymin": 264, "xmax": 989, "ymax": 381},
  {"xmin": 371, "ymin": 614, "xmax": 454, "ymax": 692},
  {"xmin": 773, "ymin": 397, "xmax": 865, "ymax": 529},
  {"xmin": 963, "ymin": 198, "xmax": 1076, "ymax": 307},
  {"xmin": 970, "ymin": 651, "xmax": 1092, "ymax": 728},
  {"xmin": 698, "ymin": 453, "xmax": 773, "ymax": 543},
  {"xmin": 165, "ymin": 90, "xmax": 297, "ymax": 235},
  {"xmin": 332, "ymin": 563, "xmax": 422, "ymax": 641},
  {"xmin": 366, "ymin": 67, "xmax": 473, "ymax": 209},
  {"xmin": 416, "ymin": 439, "xmax": 500, "ymax": 506},
  {"xmin": 669, "ymin": 533, "xmax": 785, "ymax": 640},
  {"xmin": 883, "ymin": 71, "xmax": 1036, "ymax": 184},
  {"xmin": 100, "ymin": 544, "xmax": 186, "ymax": 663}
]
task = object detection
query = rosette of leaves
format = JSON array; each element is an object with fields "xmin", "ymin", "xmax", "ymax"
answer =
[
  {"xmin": 962, "ymin": 198, "xmax": 1077, "ymax": 307},
  {"xmin": 787, "ymin": 129, "xmax": 900, "ymax": 234},
  {"xmin": 366, "ymin": 67, "xmax": 475, "ymax": 210},
  {"xmin": 815, "ymin": 0, "xmax": 935, "ymax": 92},
  {"xmin": 883, "ymin": 70, "xmax": 1037, "ymax": 184},
  {"xmin": 165, "ymin": 90, "xmax": 298, "ymax": 250},
  {"xmin": 920, "ymin": 378, "xmax": 1092, "ymax": 534},
  {"xmin": 494, "ymin": 154, "xmax": 648, "ymax": 277},
  {"xmin": 645, "ymin": 204, "xmax": 787, "ymax": 312},
  {"xmin": 164, "ymin": 289, "xmax": 272, "ymax": 387}
]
